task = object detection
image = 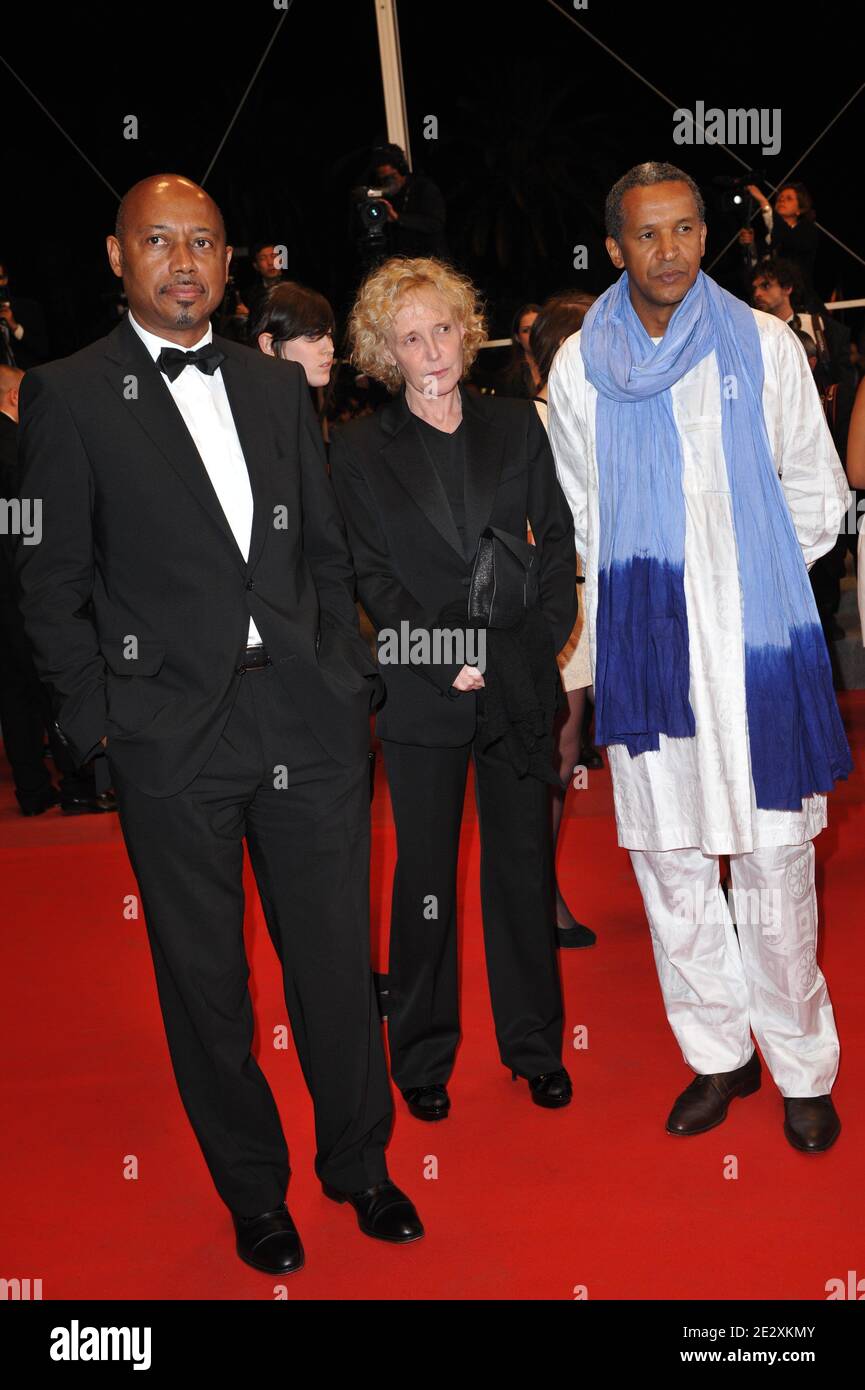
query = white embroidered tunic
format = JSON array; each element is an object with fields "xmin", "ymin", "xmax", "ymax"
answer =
[{"xmin": 548, "ymin": 309, "xmax": 851, "ymax": 853}]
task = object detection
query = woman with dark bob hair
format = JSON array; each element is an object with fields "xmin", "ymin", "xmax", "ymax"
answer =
[
  {"xmin": 329, "ymin": 256, "xmax": 578, "ymax": 1122},
  {"xmin": 250, "ymin": 281, "xmax": 337, "ymax": 438}
]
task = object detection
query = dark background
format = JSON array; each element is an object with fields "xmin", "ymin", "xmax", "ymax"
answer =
[{"xmin": 3, "ymin": 0, "xmax": 863, "ymax": 357}]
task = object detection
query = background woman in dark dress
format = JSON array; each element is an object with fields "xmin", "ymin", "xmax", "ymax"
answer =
[
  {"xmin": 329, "ymin": 257, "xmax": 578, "ymax": 1122},
  {"xmin": 528, "ymin": 293, "xmax": 599, "ymax": 949},
  {"xmin": 497, "ymin": 301, "xmax": 542, "ymax": 399}
]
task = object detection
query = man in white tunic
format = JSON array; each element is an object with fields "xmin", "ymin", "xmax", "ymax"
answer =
[{"xmin": 548, "ymin": 162, "xmax": 852, "ymax": 1152}]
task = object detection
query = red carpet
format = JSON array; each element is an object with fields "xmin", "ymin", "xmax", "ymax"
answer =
[{"xmin": 2, "ymin": 695, "xmax": 863, "ymax": 1301}]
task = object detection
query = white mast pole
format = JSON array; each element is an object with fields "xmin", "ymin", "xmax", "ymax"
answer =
[{"xmin": 373, "ymin": 0, "xmax": 412, "ymax": 170}]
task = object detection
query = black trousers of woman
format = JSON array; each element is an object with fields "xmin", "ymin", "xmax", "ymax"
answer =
[{"xmin": 382, "ymin": 719, "xmax": 565, "ymax": 1091}]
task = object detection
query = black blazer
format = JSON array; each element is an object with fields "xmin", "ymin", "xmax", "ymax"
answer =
[
  {"xmin": 329, "ymin": 382, "xmax": 577, "ymax": 747},
  {"xmin": 13, "ymin": 313, "xmax": 383, "ymax": 796}
]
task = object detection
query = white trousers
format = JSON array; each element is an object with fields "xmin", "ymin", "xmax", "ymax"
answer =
[{"xmin": 629, "ymin": 842, "xmax": 839, "ymax": 1097}]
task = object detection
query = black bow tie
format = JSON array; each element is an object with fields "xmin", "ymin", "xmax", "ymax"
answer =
[{"xmin": 157, "ymin": 343, "xmax": 226, "ymax": 382}]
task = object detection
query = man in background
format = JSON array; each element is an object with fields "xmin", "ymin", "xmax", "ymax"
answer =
[
  {"xmin": 242, "ymin": 240, "xmax": 289, "ymax": 324},
  {"xmin": 751, "ymin": 257, "xmax": 852, "ymax": 391},
  {"xmin": 0, "ymin": 364, "xmax": 115, "ymax": 814}
]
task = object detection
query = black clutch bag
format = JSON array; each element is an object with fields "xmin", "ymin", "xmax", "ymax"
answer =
[{"xmin": 467, "ymin": 526, "xmax": 539, "ymax": 629}]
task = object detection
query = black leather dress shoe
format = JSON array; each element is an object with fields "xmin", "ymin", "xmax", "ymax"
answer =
[
  {"xmin": 401, "ymin": 1084, "xmax": 450, "ymax": 1120},
  {"xmin": 232, "ymin": 1202, "xmax": 304, "ymax": 1274},
  {"xmin": 61, "ymin": 789, "xmax": 118, "ymax": 815},
  {"xmin": 512, "ymin": 1067, "xmax": 573, "ymax": 1108},
  {"xmin": 557, "ymin": 922, "xmax": 597, "ymax": 949},
  {"xmin": 666, "ymin": 1050, "xmax": 761, "ymax": 1136},
  {"xmin": 783, "ymin": 1095, "xmax": 841, "ymax": 1152},
  {"xmin": 321, "ymin": 1178, "xmax": 424, "ymax": 1243}
]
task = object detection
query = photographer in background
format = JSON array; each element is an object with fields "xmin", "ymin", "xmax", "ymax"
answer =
[
  {"xmin": 366, "ymin": 143, "xmax": 448, "ymax": 259},
  {"xmin": 740, "ymin": 182, "xmax": 820, "ymax": 306},
  {"xmin": 0, "ymin": 260, "xmax": 49, "ymax": 369},
  {"xmin": 214, "ymin": 272, "xmax": 251, "ymax": 343}
]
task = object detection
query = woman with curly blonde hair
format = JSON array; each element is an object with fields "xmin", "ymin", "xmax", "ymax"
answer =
[{"xmin": 330, "ymin": 256, "xmax": 578, "ymax": 1123}]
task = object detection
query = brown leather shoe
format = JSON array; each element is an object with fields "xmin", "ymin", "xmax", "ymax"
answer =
[
  {"xmin": 783, "ymin": 1095, "xmax": 841, "ymax": 1152},
  {"xmin": 666, "ymin": 1050, "xmax": 761, "ymax": 1136}
]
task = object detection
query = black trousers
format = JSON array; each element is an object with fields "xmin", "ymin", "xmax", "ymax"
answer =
[
  {"xmin": 109, "ymin": 663, "xmax": 393, "ymax": 1218},
  {"xmin": 382, "ymin": 728, "xmax": 564, "ymax": 1091},
  {"xmin": 809, "ymin": 536, "xmax": 846, "ymax": 620}
]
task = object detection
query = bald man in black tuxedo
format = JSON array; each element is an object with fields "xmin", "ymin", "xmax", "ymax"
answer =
[{"xmin": 14, "ymin": 174, "xmax": 423, "ymax": 1275}]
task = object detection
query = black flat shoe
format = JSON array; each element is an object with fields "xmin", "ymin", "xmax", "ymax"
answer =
[
  {"xmin": 783, "ymin": 1095, "xmax": 841, "ymax": 1152},
  {"xmin": 401, "ymin": 1083, "xmax": 450, "ymax": 1120},
  {"xmin": 666, "ymin": 1051, "xmax": 761, "ymax": 1136},
  {"xmin": 321, "ymin": 1178, "xmax": 424, "ymax": 1243},
  {"xmin": 557, "ymin": 922, "xmax": 596, "ymax": 948},
  {"xmin": 512, "ymin": 1067, "xmax": 573, "ymax": 1108},
  {"xmin": 232, "ymin": 1201, "xmax": 304, "ymax": 1274}
]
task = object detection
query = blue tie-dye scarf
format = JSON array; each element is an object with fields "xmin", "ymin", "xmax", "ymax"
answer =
[{"xmin": 580, "ymin": 268, "xmax": 851, "ymax": 812}]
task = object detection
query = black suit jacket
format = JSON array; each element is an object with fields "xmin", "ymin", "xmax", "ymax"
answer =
[
  {"xmin": 816, "ymin": 311, "xmax": 853, "ymax": 389},
  {"xmin": 0, "ymin": 411, "xmax": 18, "ymax": 494},
  {"xmin": 329, "ymin": 383, "xmax": 577, "ymax": 746},
  {"xmin": 0, "ymin": 413, "xmax": 21, "ymax": 624},
  {"xmin": 14, "ymin": 313, "xmax": 383, "ymax": 796},
  {"xmin": 389, "ymin": 175, "xmax": 448, "ymax": 259}
]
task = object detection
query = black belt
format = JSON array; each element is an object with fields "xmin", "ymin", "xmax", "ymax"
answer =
[{"xmin": 235, "ymin": 642, "xmax": 272, "ymax": 673}]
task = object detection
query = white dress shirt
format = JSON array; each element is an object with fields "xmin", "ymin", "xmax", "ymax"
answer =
[{"xmin": 127, "ymin": 310, "xmax": 261, "ymax": 645}]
